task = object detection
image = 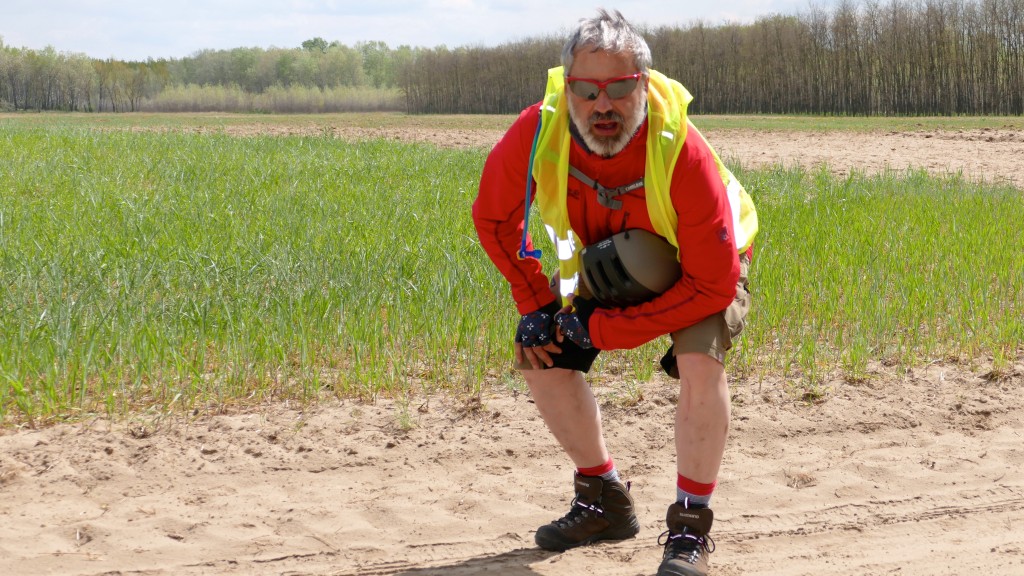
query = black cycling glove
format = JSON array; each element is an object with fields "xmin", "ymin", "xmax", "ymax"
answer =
[
  {"xmin": 514, "ymin": 301, "xmax": 561, "ymax": 348},
  {"xmin": 555, "ymin": 296, "xmax": 597, "ymax": 349}
]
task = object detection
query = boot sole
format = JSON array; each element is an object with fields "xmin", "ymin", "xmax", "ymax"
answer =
[{"xmin": 535, "ymin": 521, "xmax": 640, "ymax": 552}]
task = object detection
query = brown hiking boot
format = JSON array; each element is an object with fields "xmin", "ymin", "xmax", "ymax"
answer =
[
  {"xmin": 534, "ymin": 472, "xmax": 640, "ymax": 551},
  {"xmin": 656, "ymin": 502, "xmax": 715, "ymax": 576}
]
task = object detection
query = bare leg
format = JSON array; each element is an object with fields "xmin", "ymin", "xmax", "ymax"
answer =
[
  {"xmin": 675, "ymin": 352, "xmax": 730, "ymax": 483},
  {"xmin": 529, "ymin": 365, "xmax": 640, "ymax": 551},
  {"xmin": 522, "ymin": 367, "xmax": 609, "ymax": 469}
]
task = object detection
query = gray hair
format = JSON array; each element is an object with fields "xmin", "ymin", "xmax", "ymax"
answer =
[{"xmin": 561, "ymin": 8, "xmax": 652, "ymax": 76}]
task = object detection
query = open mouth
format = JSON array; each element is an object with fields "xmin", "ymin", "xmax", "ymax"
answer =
[
  {"xmin": 591, "ymin": 119, "xmax": 621, "ymax": 137},
  {"xmin": 589, "ymin": 113, "xmax": 618, "ymax": 137}
]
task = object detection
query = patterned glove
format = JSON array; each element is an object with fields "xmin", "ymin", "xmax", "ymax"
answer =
[
  {"xmin": 515, "ymin": 307, "xmax": 557, "ymax": 348},
  {"xmin": 555, "ymin": 297, "xmax": 597, "ymax": 349}
]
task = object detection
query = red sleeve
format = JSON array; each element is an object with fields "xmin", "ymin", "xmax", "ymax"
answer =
[
  {"xmin": 588, "ymin": 130, "xmax": 741, "ymax": 350},
  {"xmin": 473, "ymin": 104, "xmax": 558, "ymax": 315}
]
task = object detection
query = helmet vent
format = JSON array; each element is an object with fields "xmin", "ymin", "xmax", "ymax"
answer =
[{"xmin": 580, "ymin": 229, "xmax": 681, "ymax": 308}]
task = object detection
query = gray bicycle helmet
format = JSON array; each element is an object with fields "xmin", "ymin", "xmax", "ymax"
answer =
[{"xmin": 580, "ymin": 229, "xmax": 682, "ymax": 307}]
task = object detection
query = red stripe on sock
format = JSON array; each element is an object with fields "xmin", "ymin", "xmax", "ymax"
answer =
[
  {"xmin": 677, "ymin": 474, "xmax": 717, "ymax": 496},
  {"xmin": 578, "ymin": 458, "xmax": 615, "ymax": 477}
]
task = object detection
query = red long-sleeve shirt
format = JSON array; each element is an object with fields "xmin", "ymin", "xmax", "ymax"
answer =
[{"xmin": 473, "ymin": 103, "xmax": 741, "ymax": 351}]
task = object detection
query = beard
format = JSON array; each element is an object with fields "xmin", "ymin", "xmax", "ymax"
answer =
[{"xmin": 567, "ymin": 93, "xmax": 647, "ymax": 158}]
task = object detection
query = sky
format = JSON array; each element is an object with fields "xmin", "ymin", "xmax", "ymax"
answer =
[{"xmin": 3, "ymin": 1, "xmax": 830, "ymax": 62}]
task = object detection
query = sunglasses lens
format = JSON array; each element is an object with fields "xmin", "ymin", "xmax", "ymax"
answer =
[
  {"xmin": 606, "ymin": 78, "xmax": 639, "ymax": 99},
  {"xmin": 568, "ymin": 77, "xmax": 639, "ymax": 100},
  {"xmin": 569, "ymin": 80, "xmax": 600, "ymax": 100}
]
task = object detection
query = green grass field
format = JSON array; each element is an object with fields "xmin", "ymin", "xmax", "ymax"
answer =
[{"xmin": 1, "ymin": 114, "xmax": 1021, "ymax": 426}]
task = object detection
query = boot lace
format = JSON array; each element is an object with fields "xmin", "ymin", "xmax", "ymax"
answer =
[
  {"xmin": 553, "ymin": 497, "xmax": 605, "ymax": 528},
  {"xmin": 658, "ymin": 529, "xmax": 715, "ymax": 564}
]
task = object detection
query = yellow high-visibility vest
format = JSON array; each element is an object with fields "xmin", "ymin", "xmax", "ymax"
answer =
[{"xmin": 532, "ymin": 66, "xmax": 758, "ymax": 303}]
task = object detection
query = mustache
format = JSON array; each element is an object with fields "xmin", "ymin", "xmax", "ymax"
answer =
[{"xmin": 589, "ymin": 111, "xmax": 624, "ymax": 125}]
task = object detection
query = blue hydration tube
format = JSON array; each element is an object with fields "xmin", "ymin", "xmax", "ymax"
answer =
[{"xmin": 518, "ymin": 113, "xmax": 544, "ymax": 260}]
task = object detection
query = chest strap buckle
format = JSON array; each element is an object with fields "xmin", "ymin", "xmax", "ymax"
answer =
[{"xmin": 568, "ymin": 165, "xmax": 644, "ymax": 210}]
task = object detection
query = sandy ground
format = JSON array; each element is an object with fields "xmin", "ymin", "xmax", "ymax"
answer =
[
  {"xmin": 254, "ymin": 123, "xmax": 1024, "ymax": 190},
  {"xmin": 2, "ymin": 126, "xmax": 1023, "ymax": 576},
  {"xmin": 708, "ymin": 127, "xmax": 1024, "ymax": 190}
]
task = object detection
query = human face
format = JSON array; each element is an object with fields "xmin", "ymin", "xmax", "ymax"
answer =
[{"xmin": 566, "ymin": 48, "xmax": 647, "ymax": 158}]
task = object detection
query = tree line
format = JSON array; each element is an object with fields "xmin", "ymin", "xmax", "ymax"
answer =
[
  {"xmin": 2, "ymin": 0, "xmax": 1023, "ymax": 116},
  {"xmin": 0, "ymin": 38, "xmax": 410, "ymax": 113},
  {"xmin": 405, "ymin": 0, "xmax": 1024, "ymax": 116}
]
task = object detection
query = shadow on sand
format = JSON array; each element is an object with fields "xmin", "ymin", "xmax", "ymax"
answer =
[{"xmin": 389, "ymin": 547, "xmax": 559, "ymax": 575}]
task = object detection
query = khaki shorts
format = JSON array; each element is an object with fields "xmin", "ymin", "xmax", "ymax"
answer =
[{"xmin": 662, "ymin": 253, "xmax": 752, "ymax": 377}]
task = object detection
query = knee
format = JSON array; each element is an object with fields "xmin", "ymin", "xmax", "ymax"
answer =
[
  {"xmin": 675, "ymin": 352, "xmax": 726, "ymax": 387},
  {"xmin": 522, "ymin": 367, "xmax": 582, "ymax": 390}
]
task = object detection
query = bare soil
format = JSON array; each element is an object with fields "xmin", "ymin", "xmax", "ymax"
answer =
[
  {"xmin": 258, "ymin": 123, "xmax": 1024, "ymax": 189},
  {"xmin": 1, "ymin": 126, "xmax": 1022, "ymax": 576}
]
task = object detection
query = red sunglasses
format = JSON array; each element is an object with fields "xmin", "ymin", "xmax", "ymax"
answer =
[{"xmin": 566, "ymin": 72, "xmax": 644, "ymax": 100}]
